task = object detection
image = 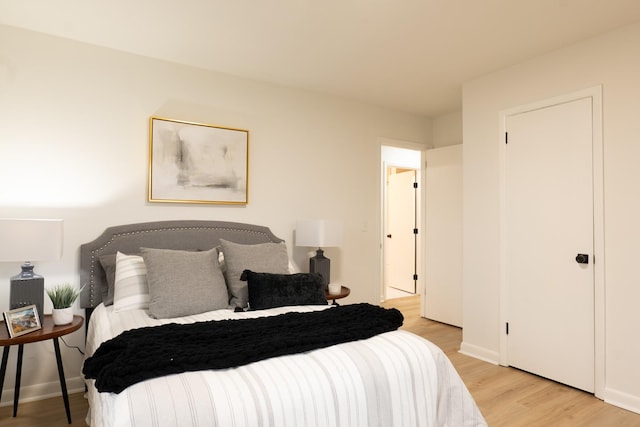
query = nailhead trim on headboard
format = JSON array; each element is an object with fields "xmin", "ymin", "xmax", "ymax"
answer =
[{"xmin": 79, "ymin": 221, "xmax": 284, "ymax": 309}]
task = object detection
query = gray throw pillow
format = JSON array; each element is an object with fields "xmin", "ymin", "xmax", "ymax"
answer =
[
  {"xmin": 141, "ymin": 247, "xmax": 229, "ymax": 319},
  {"xmin": 98, "ymin": 253, "xmax": 117, "ymax": 306},
  {"xmin": 219, "ymin": 239, "xmax": 289, "ymax": 308}
]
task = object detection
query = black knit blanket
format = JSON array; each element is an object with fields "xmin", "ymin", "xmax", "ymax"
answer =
[{"xmin": 83, "ymin": 303, "xmax": 403, "ymax": 394}]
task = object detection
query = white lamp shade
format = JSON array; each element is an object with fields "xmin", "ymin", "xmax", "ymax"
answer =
[
  {"xmin": 296, "ymin": 220, "xmax": 343, "ymax": 248},
  {"xmin": 0, "ymin": 218, "xmax": 64, "ymax": 262}
]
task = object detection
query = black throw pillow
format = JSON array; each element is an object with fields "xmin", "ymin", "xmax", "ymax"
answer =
[{"xmin": 241, "ymin": 270, "xmax": 328, "ymax": 310}]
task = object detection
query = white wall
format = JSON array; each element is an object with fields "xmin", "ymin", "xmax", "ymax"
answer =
[
  {"xmin": 432, "ymin": 111, "xmax": 462, "ymax": 148},
  {"xmin": 462, "ymin": 21, "xmax": 640, "ymax": 413},
  {"xmin": 0, "ymin": 24, "xmax": 431, "ymax": 404},
  {"xmin": 380, "ymin": 144, "xmax": 422, "ymax": 169}
]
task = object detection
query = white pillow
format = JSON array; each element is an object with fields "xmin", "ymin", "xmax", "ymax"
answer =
[{"xmin": 113, "ymin": 252, "xmax": 150, "ymax": 312}]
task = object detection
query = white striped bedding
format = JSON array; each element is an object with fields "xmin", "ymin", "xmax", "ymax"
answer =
[{"xmin": 84, "ymin": 303, "xmax": 486, "ymax": 427}]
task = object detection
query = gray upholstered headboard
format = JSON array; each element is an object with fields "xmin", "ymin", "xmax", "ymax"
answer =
[{"xmin": 79, "ymin": 220, "xmax": 284, "ymax": 310}]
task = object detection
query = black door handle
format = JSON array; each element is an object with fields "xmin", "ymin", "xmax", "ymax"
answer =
[
  {"xmin": 575, "ymin": 254, "xmax": 589, "ymax": 264},
  {"xmin": 386, "ymin": 234, "xmax": 392, "ymax": 238}
]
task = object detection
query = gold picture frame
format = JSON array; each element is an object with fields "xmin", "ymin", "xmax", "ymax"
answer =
[
  {"xmin": 148, "ymin": 116, "xmax": 249, "ymax": 205},
  {"xmin": 4, "ymin": 305, "xmax": 41, "ymax": 338}
]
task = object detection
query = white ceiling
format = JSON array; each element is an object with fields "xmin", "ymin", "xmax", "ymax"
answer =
[{"xmin": 2, "ymin": 1, "xmax": 640, "ymax": 117}]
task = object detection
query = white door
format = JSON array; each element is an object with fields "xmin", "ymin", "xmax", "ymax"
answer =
[
  {"xmin": 384, "ymin": 169, "xmax": 417, "ymax": 294},
  {"xmin": 505, "ymin": 97, "xmax": 594, "ymax": 392},
  {"xmin": 424, "ymin": 145, "xmax": 463, "ymax": 327}
]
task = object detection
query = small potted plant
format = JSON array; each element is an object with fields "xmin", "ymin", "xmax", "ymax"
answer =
[{"xmin": 46, "ymin": 283, "xmax": 83, "ymax": 325}]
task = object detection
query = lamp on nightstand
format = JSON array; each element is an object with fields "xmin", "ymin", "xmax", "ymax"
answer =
[
  {"xmin": 0, "ymin": 219, "xmax": 64, "ymax": 320},
  {"xmin": 296, "ymin": 220, "xmax": 343, "ymax": 287}
]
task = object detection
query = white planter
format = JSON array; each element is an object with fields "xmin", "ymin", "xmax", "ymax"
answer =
[{"xmin": 52, "ymin": 307, "xmax": 73, "ymax": 325}]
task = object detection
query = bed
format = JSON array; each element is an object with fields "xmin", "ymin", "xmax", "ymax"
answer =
[{"xmin": 79, "ymin": 220, "xmax": 486, "ymax": 427}]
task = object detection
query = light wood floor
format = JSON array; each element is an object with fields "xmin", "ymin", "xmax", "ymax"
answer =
[
  {"xmin": 2, "ymin": 296, "xmax": 639, "ymax": 426},
  {"xmin": 382, "ymin": 296, "xmax": 640, "ymax": 427},
  {"xmin": 0, "ymin": 392, "xmax": 88, "ymax": 427}
]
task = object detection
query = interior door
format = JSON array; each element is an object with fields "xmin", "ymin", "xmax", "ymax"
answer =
[
  {"xmin": 384, "ymin": 168, "xmax": 417, "ymax": 294},
  {"xmin": 424, "ymin": 145, "xmax": 463, "ymax": 327},
  {"xmin": 506, "ymin": 97, "xmax": 594, "ymax": 392}
]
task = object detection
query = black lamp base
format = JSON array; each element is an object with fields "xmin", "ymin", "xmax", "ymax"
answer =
[
  {"xmin": 10, "ymin": 263, "xmax": 45, "ymax": 321},
  {"xmin": 310, "ymin": 248, "xmax": 331, "ymax": 288}
]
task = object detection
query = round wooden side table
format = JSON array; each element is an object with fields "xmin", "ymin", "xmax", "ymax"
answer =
[
  {"xmin": 0, "ymin": 315, "xmax": 83, "ymax": 424},
  {"xmin": 326, "ymin": 286, "xmax": 351, "ymax": 305}
]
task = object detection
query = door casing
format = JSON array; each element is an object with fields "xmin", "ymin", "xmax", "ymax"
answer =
[
  {"xmin": 379, "ymin": 142, "xmax": 426, "ymax": 309},
  {"xmin": 498, "ymin": 86, "xmax": 604, "ymax": 398}
]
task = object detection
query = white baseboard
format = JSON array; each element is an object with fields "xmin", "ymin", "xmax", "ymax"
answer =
[
  {"xmin": 0, "ymin": 375, "xmax": 85, "ymax": 407},
  {"xmin": 602, "ymin": 387, "xmax": 640, "ymax": 415},
  {"xmin": 459, "ymin": 341, "xmax": 499, "ymax": 365}
]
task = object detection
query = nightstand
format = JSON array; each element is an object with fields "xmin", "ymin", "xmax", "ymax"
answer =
[
  {"xmin": 0, "ymin": 315, "xmax": 83, "ymax": 424},
  {"xmin": 326, "ymin": 286, "xmax": 350, "ymax": 305}
]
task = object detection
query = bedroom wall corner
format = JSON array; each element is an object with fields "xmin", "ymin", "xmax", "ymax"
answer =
[{"xmin": 432, "ymin": 110, "xmax": 462, "ymax": 148}]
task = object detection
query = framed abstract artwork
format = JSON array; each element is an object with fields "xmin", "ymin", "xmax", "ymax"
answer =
[{"xmin": 148, "ymin": 117, "xmax": 249, "ymax": 204}]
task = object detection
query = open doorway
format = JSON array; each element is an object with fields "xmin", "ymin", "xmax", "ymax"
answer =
[
  {"xmin": 385, "ymin": 166, "xmax": 418, "ymax": 296},
  {"xmin": 381, "ymin": 144, "xmax": 423, "ymax": 302}
]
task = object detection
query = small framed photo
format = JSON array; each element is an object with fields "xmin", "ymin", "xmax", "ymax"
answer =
[{"xmin": 4, "ymin": 305, "xmax": 41, "ymax": 338}]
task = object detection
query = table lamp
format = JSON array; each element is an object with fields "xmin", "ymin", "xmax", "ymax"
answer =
[
  {"xmin": 0, "ymin": 218, "xmax": 64, "ymax": 320},
  {"xmin": 296, "ymin": 220, "xmax": 343, "ymax": 287}
]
